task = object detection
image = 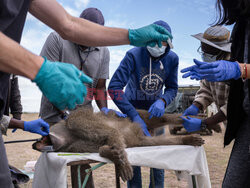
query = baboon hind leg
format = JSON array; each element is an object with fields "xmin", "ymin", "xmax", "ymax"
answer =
[
  {"xmin": 99, "ymin": 145, "xmax": 133, "ymax": 182},
  {"xmin": 137, "ymin": 134, "xmax": 204, "ymax": 147}
]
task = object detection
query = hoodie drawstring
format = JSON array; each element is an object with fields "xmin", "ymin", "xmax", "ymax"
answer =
[
  {"xmin": 149, "ymin": 58, "xmax": 164, "ymax": 84},
  {"xmin": 159, "ymin": 61, "xmax": 164, "ymax": 70},
  {"xmin": 149, "ymin": 57, "xmax": 152, "ymax": 84}
]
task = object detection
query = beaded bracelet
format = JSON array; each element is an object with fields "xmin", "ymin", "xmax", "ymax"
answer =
[{"xmin": 242, "ymin": 63, "xmax": 247, "ymax": 82}]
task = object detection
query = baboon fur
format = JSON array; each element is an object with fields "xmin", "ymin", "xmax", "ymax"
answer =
[{"xmin": 34, "ymin": 108, "xmax": 205, "ymax": 182}]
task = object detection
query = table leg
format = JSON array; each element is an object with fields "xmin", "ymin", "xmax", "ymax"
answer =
[
  {"xmin": 114, "ymin": 165, "xmax": 121, "ymax": 188},
  {"xmin": 191, "ymin": 175, "xmax": 197, "ymax": 188}
]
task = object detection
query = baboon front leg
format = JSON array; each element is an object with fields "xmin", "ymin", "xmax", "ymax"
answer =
[
  {"xmin": 181, "ymin": 135, "xmax": 205, "ymax": 146},
  {"xmin": 137, "ymin": 134, "xmax": 204, "ymax": 147},
  {"xmin": 99, "ymin": 145, "xmax": 133, "ymax": 182}
]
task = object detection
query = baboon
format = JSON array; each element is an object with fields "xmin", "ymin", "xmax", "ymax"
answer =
[{"xmin": 33, "ymin": 108, "xmax": 205, "ymax": 182}]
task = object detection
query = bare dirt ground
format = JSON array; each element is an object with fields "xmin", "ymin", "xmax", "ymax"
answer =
[{"xmin": 3, "ymin": 113, "xmax": 233, "ymax": 188}]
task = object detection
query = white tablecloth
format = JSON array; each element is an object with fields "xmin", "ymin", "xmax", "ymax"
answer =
[{"xmin": 32, "ymin": 145, "xmax": 211, "ymax": 188}]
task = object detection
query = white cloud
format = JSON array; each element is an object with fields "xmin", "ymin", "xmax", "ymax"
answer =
[
  {"xmin": 64, "ymin": 6, "xmax": 81, "ymax": 17},
  {"xmin": 108, "ymin": 47, "xmax": 132, "ymax": 77},
  {"xmin": 178, "ymin": 59, "xmax": 199, "ymax": 86},
  {"xmin": 18, "ymin": 76, "xmax": 42, "ymax": 113},
  {"xmin": 174, "ymin": 0, "xmax": 215, "ymax": 15},
  {"xmin": 83, "ymin": 0, "xmax": 90, "ymax": 8},
  {"xmin": 73, "ymin": 0, "xmax": 90, "ymax": 9},
  {"xmin": 105, "ymin": 14, "xmax": 135, "ymax": 28},
  {"xmin": 26, "ymin": 13, "xmax": 36, "ymax": 22},
  {"xmin": 21, "ymin": 27, "xmax": 51, "ymax": 55},
  {"xmin": 106, "ymin": 19, "xmax": 129, "ymax": 28},
  {"xmin": 176, "ymin": 49, "xmax": 200, "ymax": 86}
]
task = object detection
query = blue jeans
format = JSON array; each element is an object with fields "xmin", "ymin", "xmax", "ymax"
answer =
[
  {"xmin": 127, "ymin": 128, "xmax": 165, "ymax": 188},
  {"xmin": 127, "ymin": 167, "xmax": 164, "ymax": 188}
]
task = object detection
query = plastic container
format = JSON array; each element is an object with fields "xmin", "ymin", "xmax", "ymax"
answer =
[{"xmin": 24, "ymin": 161, "xmax": 37, "ymax": 173}]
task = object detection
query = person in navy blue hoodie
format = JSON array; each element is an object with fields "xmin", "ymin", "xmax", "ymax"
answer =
[{"xmin": 108, "ymin": 20, "xmax": 178, "ymax": 188}]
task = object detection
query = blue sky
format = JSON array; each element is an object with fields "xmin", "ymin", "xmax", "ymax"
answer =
[{"xmin": 19, "ymin": 0, "xmax": 229, "ymax": 112}]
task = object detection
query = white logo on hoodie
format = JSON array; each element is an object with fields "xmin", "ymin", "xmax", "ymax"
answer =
[{"xmin": 140, "ymin": 73, "xmax": 163, "ymax": 95}]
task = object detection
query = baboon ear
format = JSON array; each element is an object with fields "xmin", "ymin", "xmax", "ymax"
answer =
[{"xmin": 49, "ymin": 132, "xmax": 66, "ymax": 151}]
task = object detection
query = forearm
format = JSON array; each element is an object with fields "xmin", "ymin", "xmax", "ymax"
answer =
[
  {"xmin": 8, "ymin": 118, "xmax": 24, "ymax": 130},
  {"xmin": 204, "ymin": 110, "xmax": 226, "ymax": 127},
  {"xmin": 30, "ymin": 0, "xmax": 129, "ymax": 47},
  {"xmin": 67, "ymin": 17, "xmax": 129, "ymax": 46},
  {"xmin": 0, "ymin": 32, "xmax": 43, "ymax": 80},
  {"xmin": 95, "ymin": 89, "xmax": 108, "ymax": 110}
]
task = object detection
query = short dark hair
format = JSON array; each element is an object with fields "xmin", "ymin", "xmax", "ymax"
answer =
[{"xmin": 216, "ymin": 0, "xmax": 250, "ymax": 25}]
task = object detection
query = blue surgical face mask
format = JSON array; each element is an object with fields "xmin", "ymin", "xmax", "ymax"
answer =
[
  {"xmin": 201, "ymin": 53, "xmax": 217, "ymax": 62},
  {"xmin": 147, "ymin": 44, "xmax": 166, "ymax": 58}
]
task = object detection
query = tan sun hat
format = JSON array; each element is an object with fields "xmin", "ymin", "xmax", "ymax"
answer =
[{"xmin": 192, "ymin": 26, "xmax": 231, "ymax": 53}]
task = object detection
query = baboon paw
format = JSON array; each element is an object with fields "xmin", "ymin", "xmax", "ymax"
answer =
[
  {"xmin": 117, "ymin": 162, "xmax": 133, "ymax": 182},
  {"xmin": 182, "ymin": 134, "xmax": 205, "ymax": 146},
  {"xmin": 99, "ymin": 145, "xmax": 125, "ymax": 163}
]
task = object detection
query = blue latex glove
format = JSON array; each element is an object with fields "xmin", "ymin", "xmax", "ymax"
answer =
[
  {"xmin": 194, "ymin": 59, "xmax": 241, "ymax": 81},
  {"xmin": 180, "ymin": 116, "xmax": 202, "ymax": 133},
  {"xmin": 23, "ymin": 119, "xmax": 49, "ymax": 136},
  {"xmin": 101, "ymin": 107, "xmax": 127, "ymax": 118},
  {"xmin": 148, "ymin": 99, "xmax": 165, "ymax": 119},
  {"xmin": 181, "ymin": 59, "xmax": 241, "ymax": 82},
  {"xmin": 183, "ymin": 104, "xmax": 199, "ymax": 116},
  {"xmin": 33, "ymin": 57, "xmax": 92, "ymax": 110},
  {"xmin": 181, "ymin": 59, "xmax": 206, "ymax": 80},
  {"xmin": 132, "ymin": 115, "xmax": 151, "ymax": 137},
  {"xmin": 128, "ymin": 24, "xmax": 173, "ymax": 47}
]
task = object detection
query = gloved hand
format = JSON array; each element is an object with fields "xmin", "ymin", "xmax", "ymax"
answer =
[
  {"xmin": 194, "ymin": 59, "xmax": 241, "ymax": 81},
  {"xmin": 180, "ymin": 116, "xmax": 201, "ymax": 132},
  {"xmin": 128, "ymin": 24, "xmax": 173, "ymax": 47},
  {"xmin": 23, "ymin": 119, "xmax": 49, "ymax": 136},
  {"xmin": 33, "ymin": 57, "xmax": 92, "ymax": 110},
  {"xmin": 101, "ymin": 107, "xmax": 127, "ymax": 118},
  {"xmin": 148, "ymin": 99, "xmax": 165, "ymax": 119},
  {"xmin": 183, "ymin": 104, "xmax": 199, "ymax": 116},
  {"xmin": 181, "ymin": 59, "xmax": 241, "ymax": 82},
  {"xmin": 181, "ymin": 59, "xmax": 206, "ymax": 80},
  {"xmin": 132, "ymin": 115, "xmax": 151, "ymax": 137}
]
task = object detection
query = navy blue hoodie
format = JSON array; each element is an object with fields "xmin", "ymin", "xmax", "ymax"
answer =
[{"xmin": 108, "ymin": 21, "xmax": 179, "ymax": 119}]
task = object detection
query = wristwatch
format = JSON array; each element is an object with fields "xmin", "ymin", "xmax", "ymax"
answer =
[{"xmin": 200, "ymin": 120, "xmax": 207, "ymax": 131}]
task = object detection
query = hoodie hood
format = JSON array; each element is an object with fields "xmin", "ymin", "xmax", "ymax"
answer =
[
  {"xmin": 154, "ymin": 20, "xmax": 172, "ymax": 35},
  {"xmin": 147, "ymin": 21, "xmax": 172, "ymax": 84}
]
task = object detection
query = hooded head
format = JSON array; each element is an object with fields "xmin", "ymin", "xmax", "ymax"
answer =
[
  {"xmin": 79, "ymin": 8, "xmax": 105, "ymax": 26},
  {"xmin": 147, "ymin": 20, "xmax": 171, "ymax": 58},
  {"xmin": 153, "ymin": 20, "xmax": 172, "ymax": 35}
]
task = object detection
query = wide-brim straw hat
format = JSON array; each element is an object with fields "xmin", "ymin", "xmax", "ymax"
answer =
[{"xmin": 192, "ymin": 26, "xmax": 231, "ymax": 53}]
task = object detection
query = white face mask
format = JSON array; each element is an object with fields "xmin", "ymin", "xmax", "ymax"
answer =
[
  {"xmin": 147, "ymin": 44, "xmax": 166, "ymax": 58},
  {"xmin": 201, "ymin": 53, "xmax": 217, "ymax": 62}
]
